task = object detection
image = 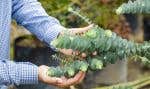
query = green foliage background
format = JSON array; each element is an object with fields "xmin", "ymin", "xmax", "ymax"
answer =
[{"xmin": 39, "ymin": 0, "xmax": 127, "ymax": 28}]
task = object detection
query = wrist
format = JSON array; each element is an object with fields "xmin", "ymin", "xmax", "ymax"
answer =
[{"xmin": 38, "ymin": 65, "xmax": 49, "ymax": 82}]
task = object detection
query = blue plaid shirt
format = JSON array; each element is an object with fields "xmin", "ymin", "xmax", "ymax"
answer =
[{"xmin": 0, "ymin": 0, "xmax": 64, "ymax": 86}]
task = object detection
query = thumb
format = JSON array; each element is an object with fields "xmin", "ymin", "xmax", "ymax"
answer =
[
  {"xmin": 82, "ymin": 24, "xmax": 94, "ymax": 31},
  {"xmin": 70, "ymin": 24, "xmax": 94, "ymax": 35}
]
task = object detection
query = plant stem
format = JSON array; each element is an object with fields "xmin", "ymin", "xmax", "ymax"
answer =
[
  {"xmin": 93, "ymin": 76, "xmax": 150, "ymax": 89},
  {"xmin": 133, "ymin": 79, "xmax": 150, "ymax": 89}
]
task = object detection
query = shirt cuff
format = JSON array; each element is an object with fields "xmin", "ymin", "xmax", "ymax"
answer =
[
  {"xmin": 8, "ymin": 62, "xmax": 38, "ymax": 85},
  {"xmin": 43, "ymin": 24, "xmax": 66, "ymax": 49}
]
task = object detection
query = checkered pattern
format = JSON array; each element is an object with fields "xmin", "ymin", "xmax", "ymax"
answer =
[
  {"xmin": 0, "ymin": 0, "xmax": 64, "ymax": 86},
  {"xmin": 0, "ymin": 60, "xmax": 38, "ymax": 85}
]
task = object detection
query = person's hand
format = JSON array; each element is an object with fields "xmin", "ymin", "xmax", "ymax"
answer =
[
  {"xmin": 60, "ymin": 24, "xmax": 94, "ymax": 35},
  {"xmin": 38, "ymin": 65, "xmax": 85, "ymax": 88},
  {"xmin": 59, "ymin": 24, "xmax": 94, "ymax": 57}
]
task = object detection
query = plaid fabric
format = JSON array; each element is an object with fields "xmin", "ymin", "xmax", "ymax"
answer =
[
  {"xmin": 0, "ymin": 60, "xmax": 38, "ymax": 85},
  {"xmin": 0, "ymin": 0, "xmax": 64, "ymax": 86}
]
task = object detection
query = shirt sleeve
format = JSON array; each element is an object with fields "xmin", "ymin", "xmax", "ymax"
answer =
[
  {"xmin": 12, "ymin": 0, "xmax": 66, "ymax": 46},
  {"xmin": 0, "ymin": 60, "xmax": 38, "ymax": 85}
]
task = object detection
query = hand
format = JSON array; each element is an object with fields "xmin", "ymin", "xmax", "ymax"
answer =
[
  {"xmin": 38, "ymin": 65, "xmax": 85, "ymax": 88},
  {"xmin": 59, "ymin": 24, "xmax": 94, "ymax": 57}
]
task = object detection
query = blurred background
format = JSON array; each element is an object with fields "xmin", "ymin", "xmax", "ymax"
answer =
[{"xmin": 10, "ymin": 0, "xmax": 150, "ymax": 89}]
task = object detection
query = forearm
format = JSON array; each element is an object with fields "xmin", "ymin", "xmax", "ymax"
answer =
[
  {"xmin": 12, "ymin": 0, "xmax": 65, "ymax": 46},
  {"xmin": 0, "ymin": 60, "xmax": 38, "ymax": 85}
]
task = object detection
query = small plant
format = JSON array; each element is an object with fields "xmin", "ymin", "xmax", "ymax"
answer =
[
  {"xmin": 47, "ymin": 58, "xmax": 103, "ymax": 77},
  {"xmin": 116, "ymin": 0, "xmax": 150, "ymax": 14},
  {"xmin": 47, "ymin": 7, "xmax": 150, "ymax": 78},
  {"xmin": 48, "ymin": 60, "xmax": 88, "ymax": 77},
  {"xmin": 52, "ymin": 26, "xmax": 150, "ymax": 63}
]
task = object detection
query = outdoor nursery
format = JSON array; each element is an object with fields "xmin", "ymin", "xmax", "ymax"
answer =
[{"xmin": 10, "ymin": 0, "xmax": 150, "ymax": 89}]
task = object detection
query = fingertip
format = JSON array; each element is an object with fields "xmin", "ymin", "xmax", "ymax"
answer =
[
  {"xmin": 86, "ymin": 24, "xmax": 94, "ymax": 29},
  {"xmin": 75, "ymin": 71, "xmax": 85, "ymax": 78},
  {"xmin": 78, "ymin": 71, "xmax": 86, "ymax": 75},
  {"xmin": 81, "ymin": 53, "xmax": 87, "ymax": 58},
  {"xmin": 75, "ymin": 51, "xmax": 80, "ymax": 55},
  {"xmin": 92, "ymin": 51, "xmax": 97, "ymax": 56},
  {"xmin": 73, "ymin": 71, "xmax": 85, "ymax": 84},
  {"xmin": 78, "ymin": 72, "xmax": 85, "ymax": 83},
  {"xmin": 89, "ymin": 24, "xmax": 94, "ymax": 28}
]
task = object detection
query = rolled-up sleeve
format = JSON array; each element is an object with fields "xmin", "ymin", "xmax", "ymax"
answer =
[
  {"xmin": 0, "ymin": 60, "xmax": 38, "ymax": 85},
  {"xmin": 12, "ymin": 0, "xmax": 65, "ymax": 46}
]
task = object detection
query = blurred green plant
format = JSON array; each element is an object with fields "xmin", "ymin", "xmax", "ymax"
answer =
[
  {"xmin": 39, "ymin": 0, "xmax": 70, "ymax": 26},
  {"xmin": 39, "ymin": 0, "xmax": 127, "ymax": 28}
]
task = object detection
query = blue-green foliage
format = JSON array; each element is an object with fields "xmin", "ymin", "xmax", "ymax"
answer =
[{"xmin": 116, "ymin": 0, "xmax": 150, "ymax": 14}]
